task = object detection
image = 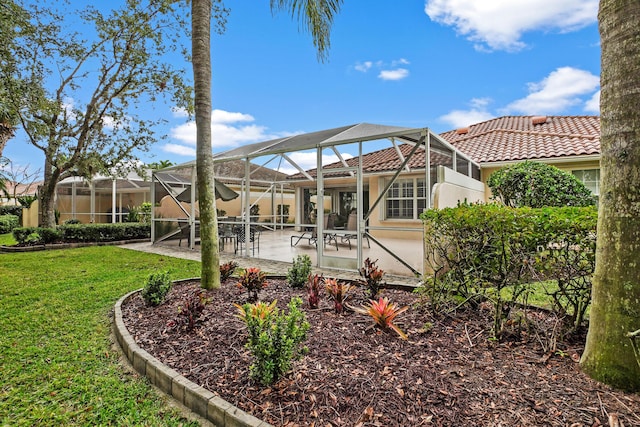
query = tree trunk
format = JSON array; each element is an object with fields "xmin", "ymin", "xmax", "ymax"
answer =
[
  {"xmin": 580, "ymin": 0, "xmax": 640, "ymax": 391},
  {"xmin": 192, "ymin": 0, "xmax": 220, "ymax": 290},
  {"xmin": 0, "ymin": 123, "xmax": 14, "ymax": 157},
  {"xmin": 39, "ymin": 160, "xmax": 58, "ymax": 227}
]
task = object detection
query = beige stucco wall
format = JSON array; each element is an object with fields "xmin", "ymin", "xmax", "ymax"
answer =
[{"xmin": 22, "ymin": 201, "xmax": 39, "ymax": 227}]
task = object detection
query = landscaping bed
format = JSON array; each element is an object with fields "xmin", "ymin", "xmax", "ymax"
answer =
[{"xmin": 121, "ymin": 278, "xmax": 640, "ymax": 426}]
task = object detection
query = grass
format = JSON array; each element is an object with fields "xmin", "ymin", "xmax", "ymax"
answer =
[
  {"xmin": 0, "ymin": 245, "xmax": 203, "ymax": 426},
  {"xmin": 0, "ymin": 232, "xmax": 17, "ymax": 246}
]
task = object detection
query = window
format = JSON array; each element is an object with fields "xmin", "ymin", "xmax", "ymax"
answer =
[
  {"xmin": 385, "ymin": 178, "xmax": 427, "ymax": 219},
  {"xmin": 572, "ymin": 169, "xmax": 600, "ymax": 196}
]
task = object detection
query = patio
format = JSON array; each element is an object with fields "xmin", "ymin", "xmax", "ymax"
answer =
[{"xmin": 157, "ymin": 226, "xmax": 425, "ymax": 279}]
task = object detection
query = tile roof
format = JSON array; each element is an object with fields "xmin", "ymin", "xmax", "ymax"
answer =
[
  {"xmin": 440, "ymin": 116, "xmax": 600, "ymax": 164},
  {"xmin": 287, "ymin": 116, "xmax": 600, "ymax": 180},
  {"xmin": 287, "ymin": 144, "xmax": 432, "ymax": 180}
]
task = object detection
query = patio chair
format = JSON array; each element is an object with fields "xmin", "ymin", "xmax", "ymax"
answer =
[
  {"xmin": 235, "ymin": 226, "xmax": 260, "ymax": 255},
  {"xmin": 218, "ymin": 222, "xmax": 236, "ymax": 251},
  {"xmin": 290, "ymin": 213, "xmax": 338, "ymax": 250},
  {"xmin": 341, "ymin": 212, "xmax": 370, "ymax": 250},
  {"xmin": 178, "ymin": 220, "xmax": 200, "ymax": 247}
]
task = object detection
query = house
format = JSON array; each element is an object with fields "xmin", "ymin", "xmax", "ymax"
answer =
[
  {"xmin": 441, "ymin": 115, "xmax": 601, "ymax": 200},
  {"xmin": 54, "ymin": 160, "xmax": 293, "ymax": 225}
]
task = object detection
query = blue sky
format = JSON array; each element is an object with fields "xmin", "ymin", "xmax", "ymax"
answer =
[{"xmin": 4, "ymin": 0, "xmax": 600, "ymax": 177}]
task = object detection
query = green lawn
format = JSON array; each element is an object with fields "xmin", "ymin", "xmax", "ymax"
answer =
[
  {"xmin": 0, "ymin": 245, "xmax": 203, "ymax": 426},
  {"xmin": 0, "ymin": 232, "xmax": 17, "ymax": 246}
]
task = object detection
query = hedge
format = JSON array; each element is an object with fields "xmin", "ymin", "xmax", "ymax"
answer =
[
  {"xmin": 0, "ymin": 215, "xmax": 20, "ymax": 234},
  {"xmin": 421, "ymin": 203, "xmax": 597, "ymax": 336},
  {"xmin": 12, "ymin": 223, "xmax": 151, "ymax": 245}
]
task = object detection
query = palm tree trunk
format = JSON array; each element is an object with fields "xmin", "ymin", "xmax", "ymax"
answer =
[
  {"xmin": 192, "ymin": 0, "xmax": 220, "ymax": 289},
  {"xmin": 580, "ymin": 0, "xmax": 640, "ymax": 391}
]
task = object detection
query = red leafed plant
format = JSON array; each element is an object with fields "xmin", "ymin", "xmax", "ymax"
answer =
[
  {"xmin": 237, "ymin": 267, "xmax": 267, "ymax": 302},
  {"xmin": 325, "ymin": 278, "xmax": 354, "ymax": 314},
  {"xmin": 355, "ymin": 297, "xmax": 409, "ymax": 340},
  {"xmin": 220, "ymin": 261, "xmax": 239, "ymax": 282},
  {"xmin": 307, "ymin": 274, "xmax": 323, "ymax": 309},
  {"xmin": 176, "ymin": 290, "xmax": 211, "ymax": 331},
  {"xmin": 359, "ymin": 258, "xmax": 385, "ymax": 299}
]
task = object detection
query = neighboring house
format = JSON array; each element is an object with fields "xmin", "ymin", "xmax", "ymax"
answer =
[
  {"xmin": 1, "ymin": 180, "xmax": 42, "ymax": 206},
  {"xmin": 441, "ymin": 115, "xmax": 601, "ymax": 200},
  {"xmin": 54, "ymin": 160, "xmax": 293, "ymax": 224}
]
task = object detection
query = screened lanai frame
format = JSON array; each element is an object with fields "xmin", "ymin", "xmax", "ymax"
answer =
[{"xmin": 151, "ymin": 123, "xmax": 480, "ymax": 276}]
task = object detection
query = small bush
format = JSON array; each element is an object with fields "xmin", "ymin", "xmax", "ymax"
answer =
[
  {"xmin": 487, "ymin": 161, "xmax": 596, "ymax": 208},
  {"xmin": 141, "ymin": 272, "xmax": 172, "ymax": 306},
  {"xmin": 0, "ymin": 205, "xmax": 22, "ymax": 217},
  {"xmin": 220, "ymin": 261, "xmax": 238, "ymax": 282},
  {"xmin": 0, "ymin": 214, "xmax": 19, "ymax": 234},
  {"xmin": 287, "ymin": 255, "xmax": 312, "ymax": 288},
  {"xmin": 235, "ymin": 297, "xmax": 310, "ymax": 386},
  {"xmin": 325, "ymin": 278, "xmax": 354, "ymax": 314},
  {"xmin": 359, "ymin": 258, "xmax": 385, "ymax": 299},
  {"xmin": 176, "ymin": 290, "xmax": 211, "ymax": 331},
  {"xmin": 307, "ymin": 274, "xmax": 323, "ymax": 309},
  {"xmin": 354, "ymin": 297, "xmax": 409, "ymax": 340},
  {"xmin": 16, "ymin": 195, "xmax": 37, "ymax": 208},
  {"xmin": 64, "ymin": 218, "xmax": 81, "ymax": 225},
  {"xmin": 237, "ymin": 267, "xmax": 268, "ymax": 302}
]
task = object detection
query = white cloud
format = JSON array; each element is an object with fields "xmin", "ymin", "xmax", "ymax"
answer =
[
  {"xmin": 211, "ymin": 109, "xmax": 254, "ymax": 124},
  {"xmin": 378, "ymin": 68, "xmax": 410, "ymax": 81},
  {"xmin": 425, "ymin": 0, "xmax": 598, "ymax": 51},
  {"xmin": 162, "ymin": 143, "xmax": 196, "ymax": 157},
  {"xmin": 352, "ymin": 59, "xmax": 411, "ymax": 80},
  {"xmin": 164, "ymin": 109, "xmax": 299, "ymax": 157},
  {"xmin": 277, "ymin": 151, "xmax": 353, "ymax": 176},
  {"xmin": 584, "ymin": 90, "xmax": 600, "ymax": 113},
  {"xmin": 504, "ymin": 67, "xmax": 600, "ymax": 114},
  {"xmin": 440, "ymin": 98, "xmax": 494, "ymax": 128},
  {"xmin": 354, "ymin": 61, "xmax": 373, "ymax": 72},
  {"xmin": 391, "ymin": 58, "xmax": 410, "ymax": 66}
]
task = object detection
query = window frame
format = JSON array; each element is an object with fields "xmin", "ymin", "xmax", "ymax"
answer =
[{"xmin": 384, "ymin": 177, "xmax": 427, "ymax": 220}]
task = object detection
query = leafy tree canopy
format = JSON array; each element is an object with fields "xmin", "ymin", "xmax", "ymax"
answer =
[
  {"xmin": 2, "ymin": 0, "xmax": 194, "ymax": 226},
  {"xmin": 487, "ymin": 161, "xmax": 596, "ymax": 208}
]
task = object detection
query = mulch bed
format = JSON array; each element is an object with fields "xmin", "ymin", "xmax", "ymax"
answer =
[{"xmin": 121, "ymin": 278, "xmax": 640, "ymax": 426}]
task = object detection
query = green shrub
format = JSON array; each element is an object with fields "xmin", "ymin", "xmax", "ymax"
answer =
[
  {"xmin": 421, "ymin": 203, "xmax": 597, "ymax": 338},
  {"xmin": 487, "ymin": 161, "xmax": 596, "ymax": 208},
  {"xmin": 59, "ymin": 223, "xmax": 151, "ymax": 242},
  {"xmin": 64, "ymin": 218, "xmax": 81, "ymax": 225},
  {"xmin": 138, "ymin": 202, "xmax": 152, "ymax": 224},
  {"xmin": 13, "ymin": 226, "xmax": 62, "ymax": 245},
  {"xmin": 12, "ymin": 223, "xmax": 150, "ymax": 245},
  {"xmin": 17, "ymin": 194, "xmax": 37, "ymax": 208},
  {"xmin": 235, "ymin": 297, "xmax": 309, "ymax": 386},
  {"xmin": 141, "ymin": 272, "xmax": 172, "ymax": 306},
  {"xmin": 287, "ymin": 254, "xmax": 312, "ymax": 288},
  {"xmin": 0, "ymin": 214, "xmax": 19, "ymax": 234},
  {"xmin": 0, "ymin": 205, "xmax": 22, "ymax": 217}
]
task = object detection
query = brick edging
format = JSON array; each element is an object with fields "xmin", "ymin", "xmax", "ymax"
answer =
[{"xmin": 113, "ymin": 290, "xmax": 273, "ymax": 427}]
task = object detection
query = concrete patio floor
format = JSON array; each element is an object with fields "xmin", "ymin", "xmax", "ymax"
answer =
[{"xmin": 144, "ymin": 228, "xmax": 425, "ymax": 285}]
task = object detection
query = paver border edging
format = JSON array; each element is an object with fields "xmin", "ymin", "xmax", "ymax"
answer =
[{"xmin": 113, "ymin": 290, "xmax": 273, "ymax": 427}]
